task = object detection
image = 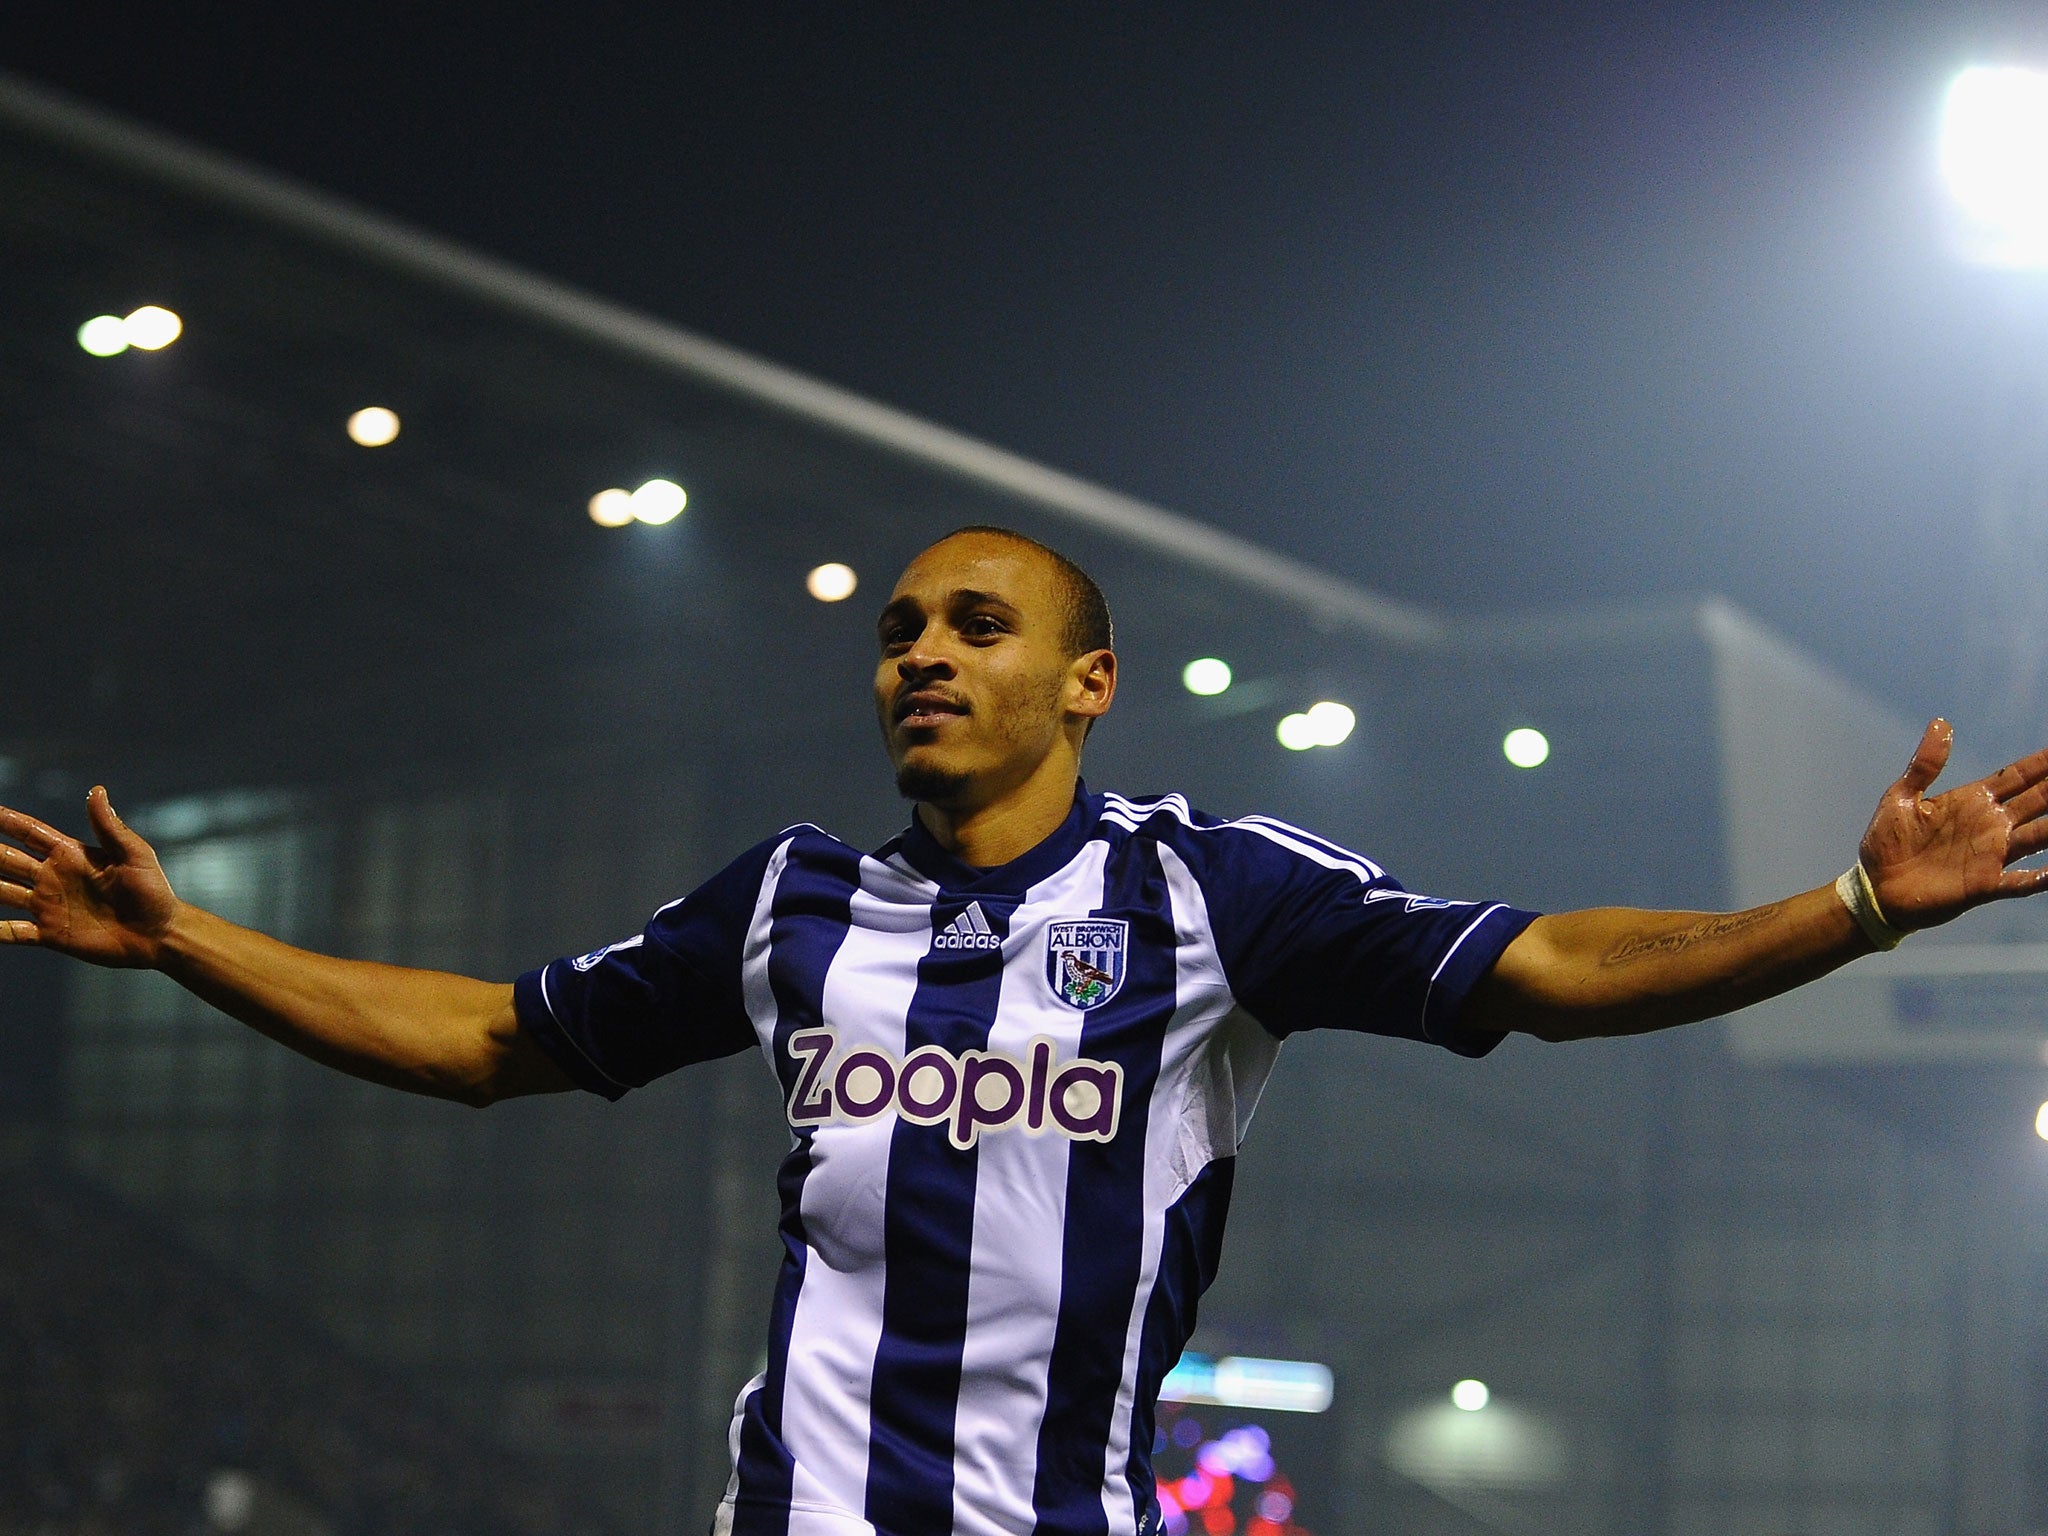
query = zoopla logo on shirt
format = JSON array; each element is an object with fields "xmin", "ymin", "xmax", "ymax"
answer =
[{"xmin": 784, "ymin": 1029, "xmax": 1125, "ymax": 1148}]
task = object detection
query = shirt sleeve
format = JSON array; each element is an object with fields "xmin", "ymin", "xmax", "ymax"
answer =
[
  {"xmin": 1183, "ymin": 817, "xmax": 1540, "ymax": 1057},
  {"xmin": 511, "ymin": 835, "xmax": 781, "ymax": 1099}
]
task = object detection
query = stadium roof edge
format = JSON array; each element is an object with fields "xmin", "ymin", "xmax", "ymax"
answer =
[{"xmin": 0, "ymin": 70, "xmax": 1447, "ymax": 647}]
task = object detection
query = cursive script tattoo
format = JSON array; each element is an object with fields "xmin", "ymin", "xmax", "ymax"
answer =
[{"xmin": 1600, "ymin": 906, "xmax": 1776, "ymax": 967}]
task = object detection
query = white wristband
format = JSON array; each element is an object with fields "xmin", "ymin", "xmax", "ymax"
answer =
[{"xmin": 1836, "ymin": 862, "xmax": 1905, "ymax": 951}]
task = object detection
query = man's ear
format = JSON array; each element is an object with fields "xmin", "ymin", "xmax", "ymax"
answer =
[{"xmin": 1068, "ymin": 648, "xmax": 1117, "ymax": 722}]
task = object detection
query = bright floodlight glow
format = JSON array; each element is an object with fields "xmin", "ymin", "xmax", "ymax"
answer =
[
  {"xmin": 629, "ymin": 478, "xmax": 687, "ymax": 525},
  {"xmin": 1385, "ymin": 1396, "xmax": 1567, "ymax": 1490},
  {"xmin": 1182, "ymin": 658, "xmax": 1233, "ymax": 696},
  {"xmin": 807, "ymin": 562, "xmax": 858, "ymax": 602},
  {"xmin": 1942, "ymin": 66, "xmax": 2048, "ymax": 268},
  {"xmin": 2035, "ymin": 1100, "xmax": 2048, "ymax": 1141},
  {"xmin": 346, "ymin": 407, "xmax": 400, "ymax": 447},
  {"xmin": 77, "ymin": 315, "xmax": 129, "ymax": 356},
  {"xmin": 121, "ymin": 305, "xmax": 182, "ymax": 350},
  {"xmin": 1503, "ymin": 727, "xmax": 1551, "ymax": 769},
  {"xmin": 205, "ymin": 1469, "xmax": 256, "ymax": 1533},
  {"xmin": 1278, "ymin": 702, "xmax": 1356, "ymax": 750},
  {"xmin": 587, "ymin": 489, "xmax": 635, "ymax": 527},
  {"xmin": 1452, "ymin": 1379, "xmax": 1491, "ymax": 1412},
  {"xmin": 1304, "ymin": 700, "xmax": 1355, "ymax": 746}
]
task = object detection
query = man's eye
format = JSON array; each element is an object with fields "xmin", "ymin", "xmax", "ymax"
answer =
[{"xmin": 963, "ymin": 616, "xmax": 1003, "ymax": 638}]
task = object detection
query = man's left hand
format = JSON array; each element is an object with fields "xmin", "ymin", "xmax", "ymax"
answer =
[{"xmin": 1859, "ymin": 719, "xmax": 2048, "ymax": 931}]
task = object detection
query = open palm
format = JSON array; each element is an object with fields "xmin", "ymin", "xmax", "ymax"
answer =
[
  {"xmin": 0, "ymin": 787, "xmax": 179, "ymax": 968},
  {"xmin": 1859, "ymin": 720, "xmax": 2048, "ymax": 931}
]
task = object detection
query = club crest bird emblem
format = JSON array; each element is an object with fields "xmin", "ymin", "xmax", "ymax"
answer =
[{"xmin": 1045, "ymin": 918, "xmax": 1128, "ymax": 1010}]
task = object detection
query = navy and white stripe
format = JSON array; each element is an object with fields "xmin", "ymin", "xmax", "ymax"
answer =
[{"xmin": 516, "ymin": 788, "xmax": 1539, "ymax": 1535}]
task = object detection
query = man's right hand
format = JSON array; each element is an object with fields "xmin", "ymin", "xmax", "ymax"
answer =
[{"xmin": 0, "ymin": 786, "xmax": 181, "ymax": 968}]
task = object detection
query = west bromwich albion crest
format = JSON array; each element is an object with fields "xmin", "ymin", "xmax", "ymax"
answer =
[{"xmin": 1045, "ymin": 918, "xmax": 1128, "ymax": 1010}]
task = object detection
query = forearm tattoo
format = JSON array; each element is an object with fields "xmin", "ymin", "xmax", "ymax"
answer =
[{"xmin": 1599, "ymin": 906, "xmax": 1777, "ymax": 967}]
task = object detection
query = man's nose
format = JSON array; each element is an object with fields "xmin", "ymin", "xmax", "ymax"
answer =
[{"xmin": 898, "ymin": 645, "xmax": 956, "ymax": 680}]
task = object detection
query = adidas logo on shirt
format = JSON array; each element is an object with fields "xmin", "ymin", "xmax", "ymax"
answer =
[{"xmin": 931, "ymin": 900, "xmax": 1003, "ymax": 951}]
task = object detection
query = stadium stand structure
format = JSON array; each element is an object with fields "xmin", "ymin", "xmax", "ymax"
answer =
[{"xmin": 0, "ymin": 1166, "xmax": 603, "ymax": 1536}]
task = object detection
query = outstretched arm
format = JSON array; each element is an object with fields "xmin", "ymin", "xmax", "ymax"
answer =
[
  {"xmin": 1467, "ymin": 720, "xmax": 2048, "ymax": 1042},
  {"xmin": 0, "ymin": 787, "xmax": 574, "ymax": 1105}
]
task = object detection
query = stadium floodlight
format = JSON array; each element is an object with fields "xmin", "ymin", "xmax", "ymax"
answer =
[
  {"xmin": 1276, "ymin": 713, "xmax": 1318, "ymax": 750},
  {"xmin": 346, "ymin": 407, "xmax": 400, "ymax": 447},
  {"xmin": 1182, "ymin": 658, "xmax": 1233, "ymax": 696},
  {"xmin": 121, "ymin": 305, "xmax": 183, "ymax": 350},
  {"xmin": 1503, "ymin": 727, "xmax": 1550, "ymax": 768},
  {"xmin": 1277, "ymin": 701, "xmax": 1356, "ymax": 750},
  {"xmin": 1451, "ymin": 1379, "xmax": 1490, "ymax": 1412},
  {"xmin": 1941, "ymin": 65, "xmax": 2048, "ymax": 268},
  {"xmin": 807, "ymin": 562, "xmax": 859, "ymax": 602},
  {"xmin": 629, "ymin": 478, "xmax": 688, "ymax": 525},
  {"xmin": 587, "ymin": 488, "xmax": 635, "ymax": 527},
  {"xmin": 1304, "ymin": 701, "xmax": 1355, "ymax": 746},
  {"xmin": 2035, "ymin": 1100, "xmax": 2048, "ymax": 1141},
  {"xmin": 77, "ymin": 315, "xmax": 130, "ymax": 356}
]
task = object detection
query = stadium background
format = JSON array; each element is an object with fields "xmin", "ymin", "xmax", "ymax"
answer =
[{"xmin": 7, "ymin": 66, "xmax": 2048, "ymax": 1536}]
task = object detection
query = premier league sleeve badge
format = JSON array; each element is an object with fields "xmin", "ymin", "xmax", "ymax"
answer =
[{"xmin": 1045, "ymin": 918, "xmax": 1129, "ymax": 1010}]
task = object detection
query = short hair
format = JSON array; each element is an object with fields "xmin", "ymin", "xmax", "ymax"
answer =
[{"xmin": 937, "ymin": 526, "xmax": 1114, "ymax": 658}]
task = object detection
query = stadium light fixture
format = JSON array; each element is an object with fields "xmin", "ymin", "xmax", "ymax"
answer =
[
  {"xmin": 1451, "ymin": 1379, "xmax": 1490, "ymax": 1412},
  {"xmin": 1277, "ymin": 708, "xmax": 1359, "ymax": 753},
  {"xmin": 1503, "ymin": 727, "xmax": 1550, "ymax": 769},
  {"xmin": 1304, "ymin": 701, "xmax": 1355, "ymax": 745},
  {"xmin": 2034, "ymin": 1099, "xmax": 2048, "ymax": 1141},
  {"xmin": 1941, "ymin": 65, "xmax": 2048, "ymax": 268},
  {"xmin": 587, "ymin": 489, "xmax": 635, "ymax": 527},
  {"xmin": 77, "ymin": 307, "xmax": 184, "ymax": 356},
  {"xmin": 628, "ymin": 478, "xmax": 688, "ymax": 525},
  {"xmin": 1276, "ymin": 701, "xmax": 1355, "ymax": 751},
  {"xmin": 121, "ymin": 305, "xmax": 183, "ymax": 351},
  {"xmin": 346, "ymin": 407, "xmax": 401, "ymax": 447},
  {"xmin": 806, "ymin": 563, "xmax": 859, "ymax": 602},
  {"xmin": 1182, "ymin": 658, "xmax": 1233, "ymax": 696},
  {"xmin": 77, "ymin": 315, "xmax": 130, "ymax": 356}
]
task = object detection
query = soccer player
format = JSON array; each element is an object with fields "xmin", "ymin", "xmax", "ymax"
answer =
[{"xmin": 5, "ymin": 526, "xmax": 2048, "ymax": 1536}]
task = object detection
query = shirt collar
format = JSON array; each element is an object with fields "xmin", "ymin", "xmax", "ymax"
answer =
[{"xmin": 891, "ymin": 780, "xmax": 1098, "ymax": 896}]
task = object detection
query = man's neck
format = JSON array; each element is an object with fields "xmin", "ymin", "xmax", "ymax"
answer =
[{"xmin": 916, "ymin": 760, "xmax": 1080, "ymax": 869}]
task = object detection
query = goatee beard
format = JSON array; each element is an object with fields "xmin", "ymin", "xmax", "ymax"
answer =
[{"xmin": 896, "ymin": 760, "xmax": 972, "ymax": 805}]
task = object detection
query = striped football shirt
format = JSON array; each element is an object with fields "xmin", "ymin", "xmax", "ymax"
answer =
[{"xmin": 514, "ymin": 786, "xmax": 1538, "ymax": 1536}]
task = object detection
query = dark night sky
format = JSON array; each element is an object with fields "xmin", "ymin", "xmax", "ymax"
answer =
[{"xmin": 7, "ymin": 3, "xmax": 2048, "ymax": 737}]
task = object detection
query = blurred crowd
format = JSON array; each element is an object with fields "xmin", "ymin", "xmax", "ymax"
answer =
[{"xmin": 1, "ymin": 1176, "xmax": 604, "ymax": 1536}]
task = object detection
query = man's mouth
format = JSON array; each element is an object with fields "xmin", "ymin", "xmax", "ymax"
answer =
[{"xmin": 895, "ymin": 689, "xmax": 970, "ymax": 729}]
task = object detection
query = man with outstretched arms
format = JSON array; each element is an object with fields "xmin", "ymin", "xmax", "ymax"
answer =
[{"xmin": 6, "ymin": 526, "xmax": 2048, "ymax": 1536}]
